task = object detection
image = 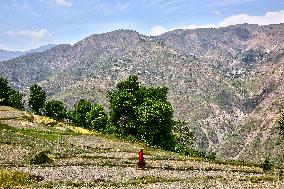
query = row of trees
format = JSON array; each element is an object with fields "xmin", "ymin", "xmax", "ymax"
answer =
[
  {"xmin": 0, "ymin": 77, "xmax": 66, "ymax": 121},
  {"xmin": 0, "ymin": 75, "xmax": 176, "ymax": 150}
]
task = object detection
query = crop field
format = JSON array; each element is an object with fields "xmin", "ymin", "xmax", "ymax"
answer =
[{"xmin": 0, "ymin": 106, "xmax": 284, "ymax": 188}]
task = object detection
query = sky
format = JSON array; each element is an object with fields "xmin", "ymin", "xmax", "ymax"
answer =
[{"xmin": 0, "ymin": 0, "xmax": 284, "ymax": 51}]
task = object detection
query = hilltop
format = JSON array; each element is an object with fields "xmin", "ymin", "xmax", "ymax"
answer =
[
  {"xmin": 1, "ymin": 106, "xmax": 284, "ymax": 188},
  {"xmin": 0, "ymin": 24, "xmax": 284, "ymax": 164}
]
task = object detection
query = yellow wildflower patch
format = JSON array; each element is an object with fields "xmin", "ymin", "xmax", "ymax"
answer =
[
  {"xmin": 66, "ymin": 125, "xmax": 95, "ymax": 135},
  {"xmin": 33, "ymin": 115, "xmax": 55, "ymax": 125}
]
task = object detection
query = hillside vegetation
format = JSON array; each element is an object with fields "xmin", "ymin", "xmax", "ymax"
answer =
[
  {"xmin": 0, "ymin": 24, "xmax": 284, "ymax": 164},
  {"xmin": 1, "ymin": 106, "xmax": 284, "ymax": 188}
]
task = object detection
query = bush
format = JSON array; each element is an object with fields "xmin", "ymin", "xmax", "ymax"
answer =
[
  {"xmin": 30, "ymin": 151, "xmax": 53, "ymax": 165},
  {"xmin": 261, "ymin": 158, "xmax": 273, "ymax": 172},
  {"xmin": 44, "ymin": 100, "xmax": 66, "ymax": 121},
  {"xmin": 0, "ymin": 169, "xmax": 31, "ymax": 188},
  {"xmin": 205, "ymin": 152, "xmax": 216, "ymax": 161},
  {"xmin": 175, "ymin": 144, "xmax": 216, "ymax": 160}
]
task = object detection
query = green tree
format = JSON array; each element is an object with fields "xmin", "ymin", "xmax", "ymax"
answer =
[
  {"xmin": 86, "ymin": 104, "xmax": 108, "ymax": 131},
  {"xmin": 136, "ymin": 98, "xmax": 176, "ymax": 150},
  {"xmin": 28, "ymin": 84, "xmax": 46, "ymax": 114},
  {"xmin": 107, "ymin": 75, "xmax": 140, "ymax": 136},
  {"xmin": 108, "ymin": 90, "xmax": 137, "ymax": 135},
  {"xmin": 0, "ymin": 77, "xmax": 10, "ymax": 105},
  {"xmin": 44, "ymin": 100, "xmax": 66, "ymax": 121},
  {"xmin": 8, "ymin": 89, "xmax": 24, "ymax": 110},
  {"xmin": 107, "ymin": 75, "xmax": 176, "ymax": 150},
  {"xmin": 72, "ymin": 99, "xmax": 93, "ymax": 127}
]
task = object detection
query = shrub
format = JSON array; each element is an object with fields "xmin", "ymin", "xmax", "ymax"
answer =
[
  {"xmin": 205, "ymin": 152, "xmax": 216, "ymax": 161},
  {"xmin": 261, "ymin": 158, "xmax": 273, "ymax": 172},
  {"xmin": 30, "ymin": 151, "xmax": 53, "ymax": 165},
  {"xmin": 0, "ymin": 169, "xmax": 31, "ymax": 188},
  {"xmin": 175, "ymin": 144, "xmax": 216, "ymax": 160}
]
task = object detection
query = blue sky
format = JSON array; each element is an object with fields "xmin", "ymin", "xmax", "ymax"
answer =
[{"xmin": 0, "ymin": 0, "xmax": 284, "ymax": 51}]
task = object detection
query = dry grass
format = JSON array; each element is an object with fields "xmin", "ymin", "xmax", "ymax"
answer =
[{"xmin": 1, "ymin": 106, "xmax": 284, "ymax": 188}]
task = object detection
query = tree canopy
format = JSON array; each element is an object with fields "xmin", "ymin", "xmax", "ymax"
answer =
[
  {"xmin": 86, "ymin": 104, "xmax": 108, "ymax": 131},
  {"xmin": 69, "ymin": 99, "xmax": 108, "ymax": 131},
  {"xmin": 28, "ymin": 84, "xmax": 46, "ymax": 114},
  {"xmin": 44, "ymin": 100, "xmax": 66, "ymax": 121},
  {"xmin": 0, "ymin": 77, "xmax": 24, "ymax": 109},
  {"xmin": 0, "ymin": 77, "xmax": 10, "ymax": 105},
  {"xmin": 8, "ymin": 89, "xmax": 24, "ymax": 110},
  {"xmin": 107, "ymin": 75, "xmax": 176, "ymax": 150}
]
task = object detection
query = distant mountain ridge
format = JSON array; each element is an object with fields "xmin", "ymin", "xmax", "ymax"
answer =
[
  {"xmin": 0, "ymin": 49, "xmax": 25, "ymax": 62},
  {"xmin": 0, "ymin": 24, "xmax": 284, "ymax": 164},
  {"xmin": 0, "ymin": 44, "xmax": 57, "ymax": 62}
]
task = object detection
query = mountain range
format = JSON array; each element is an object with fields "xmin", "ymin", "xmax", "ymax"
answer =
[
  {"xmin": 0, "ymin": 24, "xmax": 284, "ymax": 164},
  {"xmin": 0, "ymin": 44, "xmax": 57, "ymax": 62}
]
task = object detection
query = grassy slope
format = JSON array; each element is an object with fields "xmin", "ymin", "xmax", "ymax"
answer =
[{"xmin": 1, "ymin": 106, "xmax": 284, "ymax": 188}]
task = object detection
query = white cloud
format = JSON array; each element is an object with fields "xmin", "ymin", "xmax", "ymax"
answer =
[
  {"xmin": 150, "ymin": 10, "xmax": 284, "ymax": 35},
  {"xmin": 55, "ymin": 0, "xmax": 72, "ymax": 7},
  {"xmin": 219, "ymin": 10, "xmax": 284, "ymax": 27},
  {"xmin": 5, "ymin": 29, "xmax": 56, "ymax": 49},
  {"xmin": 212, "ymin": 10, "xmax": 222, "ymax": 15},
  {"xmin": 150, "ymin": 25, "xmax": 168, "ymax": 36}
]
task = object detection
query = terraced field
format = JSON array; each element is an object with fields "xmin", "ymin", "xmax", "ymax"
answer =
[{"xmin": 0, "ymin": 106, "xmax": 284, "ymax": 188}]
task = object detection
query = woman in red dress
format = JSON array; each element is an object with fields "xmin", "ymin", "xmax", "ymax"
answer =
[{"xmin": 137, "ymin": 149, "xmax": 145, "ymax": 169}]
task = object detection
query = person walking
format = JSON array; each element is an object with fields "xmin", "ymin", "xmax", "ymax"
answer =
[{"xmin": 137, "ymin": 149, "xmax": 145, "ymax": 169}]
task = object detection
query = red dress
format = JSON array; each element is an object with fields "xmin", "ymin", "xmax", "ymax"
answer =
[
  {"xmin": 137, "ymin": 150, "xmax": 145, "ymax": 169},
  {"xmin": 138, "ymin": 151, "xmax": 144, "ymax": 161}
]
